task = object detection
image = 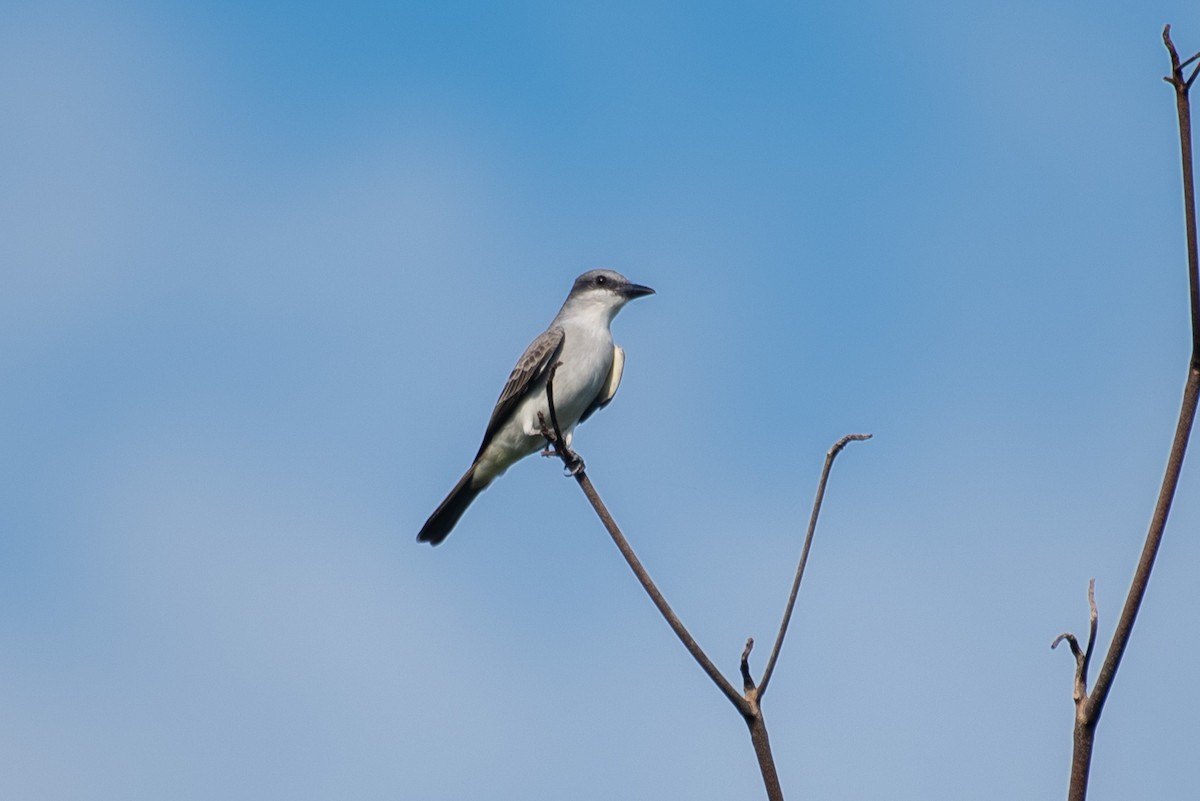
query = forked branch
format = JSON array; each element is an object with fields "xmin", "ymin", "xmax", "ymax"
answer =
[
  {"xmin": 539, "ymin": 362, "xmax": 869, "ymax": 801},
  {"xmin": 1051, "ymin": 579, "xmax": 1098, "ymax": 706},
  {"xmin": 1056, "ymin": 25, "xmax": 1200, "ymax": 801}
]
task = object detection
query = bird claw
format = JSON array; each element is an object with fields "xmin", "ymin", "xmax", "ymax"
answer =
[
  {"xmin": 562, "ymin": 451, "xmax": 585, "ymax": 475},
  {"xmin": 536, "ymin": 406, "xmax": 584, "ymax": 474}
]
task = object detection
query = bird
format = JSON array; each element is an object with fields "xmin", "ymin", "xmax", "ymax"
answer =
[{"xmin": 418, "ymin": 269, "xmax": 655, "ymax": 545}]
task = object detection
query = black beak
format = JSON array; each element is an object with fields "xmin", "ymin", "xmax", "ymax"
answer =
[{"xmin": 623, "ymin": 283, "xmax": 655, "ymax": 299}]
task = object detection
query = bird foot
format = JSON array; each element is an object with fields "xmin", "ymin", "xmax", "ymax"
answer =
[
  {"xmin": 536, "ymin": 412, "xmax": 584, "ymax": 474},
  {"xmin": 561, "ymin": 450, "xmax": 585, "ymax": 475}
]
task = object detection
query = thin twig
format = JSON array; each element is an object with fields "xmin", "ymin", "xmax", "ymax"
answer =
[
  {"xmin": 757, "ymin": 433, "xmax": 871, "ymax": 699},
  {"xmin": 1088, "ymin": 374, "xmax": 1199, "ymax": 715},
  {"xmin": 741, "ymin": 638, "xmax": 757, "ymax": 694},
  {"xmin": 746, "ymin": 711, "xmax": 784, "ymax": 801},
  {"xmin": 1051, "ymin": 631, "xmax": 1083, "ymax": 661},
  {"xmin": 573, "ymin": 470, "xmax": 753, "ymax": 714},
  {"xmin": 538, "ymin": 370, "xmax": 869, "ymax": 801},
  {"xmin": 1051, "ymin": 579, "xmax": 1097, "ymax": 705},
  {"xmin": 1164, "ymin": 26, "xmax": 1200, "ymax": 360},
  {"xmin": 537, "ymin": 370, "xmax": 752, "ymax": 717}
]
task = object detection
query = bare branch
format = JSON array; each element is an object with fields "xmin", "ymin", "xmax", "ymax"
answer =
[
  {"xmin": 539, "ymin": 369, "xmax": 752, "ymax": 717},
  {"xmin": 1086, "ymin": 372, "xmax": 1199, "ymax": 717},
  {"xmin": 1061, "ymin": 26, "xmax": 1200, "ymax": 801},
  {"xmin": 746, "ymin": 711, "xmax": 785, "ymax": 801},
  {"xmin": 538, "ymin": 354, "xmax": 867, "ymax": 801},
  {"xmin": 1052, "ymin": 580, "xmax": 1098, "ymax": 706},
  {"xmin": 1083, "ymin": 28, "xmax": 1200, "ymax": 719},
  {"xmin": 1164, "ymin": 25, "xmax": 1200, "ymax": 359},
  {"xmin": 574, "ymin": 470, "xmax": 753, "ymax": 715},
  {"xmin": 757, "ymin": 433, "xmax": 872, "ymax": 699}
]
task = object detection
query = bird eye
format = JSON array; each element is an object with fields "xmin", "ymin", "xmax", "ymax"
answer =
[{"xmin": 595, "ymin": 275, "xmax": 608, "ymax": 286}]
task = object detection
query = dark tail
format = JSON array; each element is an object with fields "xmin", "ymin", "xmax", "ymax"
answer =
[{"xmin": 418, "ymin": 465, "xmax": 485, "ymax": 545}]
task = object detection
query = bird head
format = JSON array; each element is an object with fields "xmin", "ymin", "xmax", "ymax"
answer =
[{"xmin": 564, "ymin": 269, "xmax": 655, "ymax": 321}]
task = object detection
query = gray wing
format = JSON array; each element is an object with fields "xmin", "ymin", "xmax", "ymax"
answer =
[
  {"xmin": 579, "ymin": 343, "xmax": 624, "ymax": 424},
  {"xmin": 475, "ymin": 325, "xmax": 565, "ymax": 458}
]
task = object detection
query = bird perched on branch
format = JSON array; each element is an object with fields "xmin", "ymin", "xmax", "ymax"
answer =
[{"xmin": 417, "ymin": 269, "xmax": 655, "ymax": 545}]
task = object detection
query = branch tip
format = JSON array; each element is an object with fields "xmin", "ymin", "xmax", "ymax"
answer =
[
  {"xmin": 1084, "ymin": 579, "xmax": 1098, "ymax": 663},
  {"xmin": 740, "ymin": 638, "xmax": 756, "ymax": 694},
  {"xmin": 830, "ymin": 432, "xmax": 872, "ymax": 457},
  {"xmin": 1052, "ymin": 632, "xmax": 1083, "ymax": 659}
]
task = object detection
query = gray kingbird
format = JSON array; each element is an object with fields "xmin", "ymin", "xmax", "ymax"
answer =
[{"xmin": 418, "ymin": 269, "xmax": 654, "ymax": 545}]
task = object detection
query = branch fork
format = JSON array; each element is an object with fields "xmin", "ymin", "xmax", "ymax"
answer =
[
  {"xmin": 538, "ymin": 365, "xmax": 870, "ymax": 801},
  {"xmin": 1055, "ymin": 25, "xmax": 1200, "ymax": 801},
  {"xmin": 1051, "ymin": 579, "xmax": 1098, "ymax": 708}
]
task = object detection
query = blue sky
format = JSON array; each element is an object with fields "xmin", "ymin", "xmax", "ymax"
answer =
[{"xmin": 2, "ymin": 2, "xmax": 1198, "ymax": 799}]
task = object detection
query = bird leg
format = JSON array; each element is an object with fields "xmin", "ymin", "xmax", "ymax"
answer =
[
  {"xmin": 537, "ymin": 412, "xmax": 558, "ymax": 451},
  {"xmin": 537, "ymin": 412, "xmax": 586, "ymax": 475}
]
